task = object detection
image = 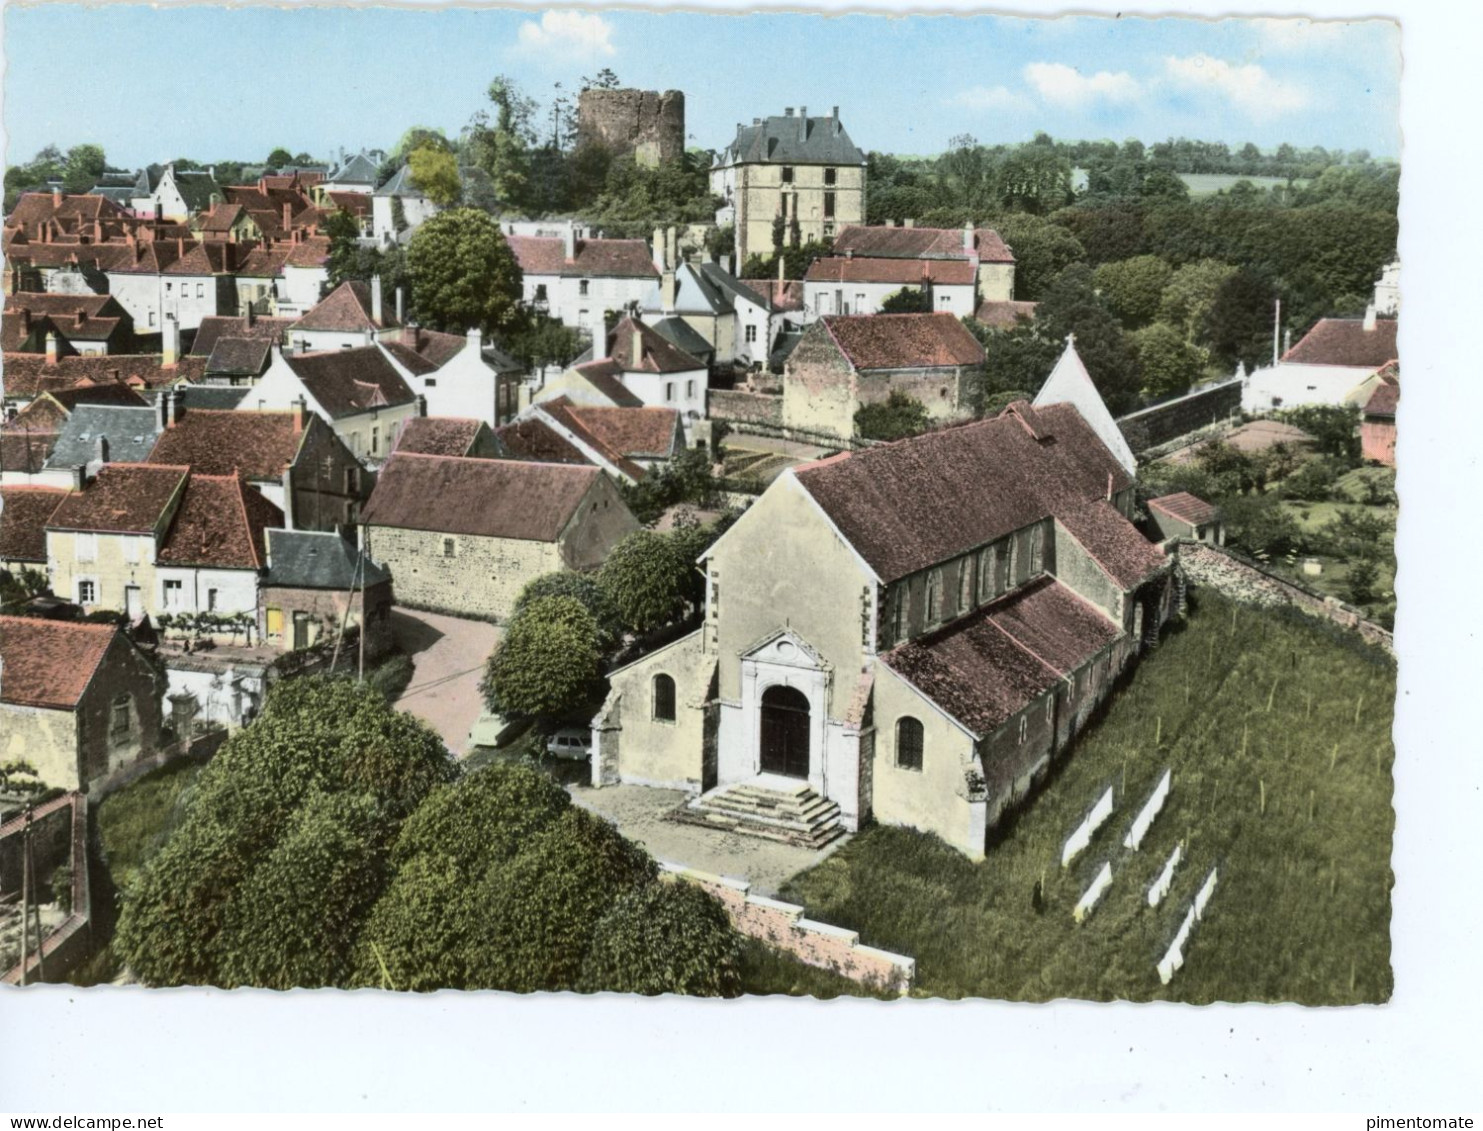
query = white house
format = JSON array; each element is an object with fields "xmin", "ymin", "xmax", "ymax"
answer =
[
  {"xmin": 639, "ymin": 232, "xmax": 779, "ymax": 369},
  {"xmin": 129, "ymin": 164, "xmax": 223, "ymax": 222},
  {"xmin": 371, "ymin": 165, "xmax": 443, "ymax": 247},
  {"xmin": 322, "ymin": 152, "xmax": 381, "ymax": 195},
  {"xmin": 105, "ymin": 238, "xmax": 239, "ymax": 334},
  {"xmin": 287, "ymin": 278, "xmax": 400, "ymax": 353},
  {"xmin": 802, "ymin": 256, "xmax": 978, "ymax": 319},
  {"xmin": 1242, "ymin": 308, "xmax": 1399, "ymax": 413},
  {"xmin": 382, "ymin": 329, "xmax": 524, "ymax": 428},
  {"xmin": 506, "ymin": 230, "xmax": 659, "ymax": 342}
]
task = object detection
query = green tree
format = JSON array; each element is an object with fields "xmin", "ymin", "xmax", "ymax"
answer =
[
  {"xmin": 511, "ymin": 571, "xmax": 623, "ymax": 653},
  {"xmin": 579, "ymin": 880, "xmax": 743, "ymax": 997},
  {"xmin": 599, "ymin": 530, "xmax": 693, "ymax": 635},
  {"xmin": 393, "ymin": 127, "xmax": 453, "ymax": 160},
  {"xmin": 266, "ymin": 147, "xmax": 294, "ymax": 169},
  {"xmin": 406, "ymin": 208, "xmax": 523, "ymax": 333},
  {"xmin": 466, "ymin": 76, "xmax": 537, "ymax": 210},
  {"xmin": 407, "ymin": 146, "xmax": 462, "ymax": 208},
  {"xmin": 63, "ymin": 144, "xmax": 106, "ymax": 193},
  {"xmin": 1278, "ymin": 404, "xmax": 1362, "ymax": 463},
  {"xmin": 1203, "ymin": 268, "xmax": 1276, "ymax": 371},
  {"xmin": 620, "ymin": 447, "xmax": 717, "ymax": 525},
  {"xmin": 1132, "ymin": 322, "xmax": 1206, "ymax": 399},
  {"xmin": 1158, "ymin": 259, "xmax": 1237, "ymax": 343},
  {"xmin": 1345, "ymin": 556, "xmax": 1381, "ymax": 606},
  {"xmin": 855, "ymin": 390, "xmax": 931, "ymax": 440},
  {"xmin": 1093, "ymin": 254, "xmax": 1173, "ymax": 328},
  {"xmin": 879, "ymin": 287, "xmax": 932, "ymax": 314},
  {"xmin": 1036, "ymin": 264, "xmax": 1143, "ymax": 414},
  {"xmin": 480, "ymin": 596, "xmax": 603, "ymax": 721}
]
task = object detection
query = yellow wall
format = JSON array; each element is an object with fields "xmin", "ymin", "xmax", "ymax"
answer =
[
  {"xmin": 47, "ymin": 530, "xmax": 159, "ymax": 614},
  {"xmin": 1, "ymin": 703, "xmax": 80, "ymax": 791},
  {"xmin": 367, "ymin": 526, "xmax": 563, "ymax": 622},
  {"xmin": 977, "ymin": 262, "xmax": 1016, "ymax": 303},
  {"xmin": 737, "ymin": 163, "xmax": 866, "ymax": 266},
  {"xmin": 600, "ymin": 631, "xmax": 712, "ymax": 788}
]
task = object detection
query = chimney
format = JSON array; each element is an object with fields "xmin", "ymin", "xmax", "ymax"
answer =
[
  {"xmin": 563, "ymin": 225, "xmax": 577, "ymax": 262},
  {"xmin": 777, "ymin": 256, "xmax": 786, "ymax": 282},
  {"xmin": 652, "ymin": 226, "xmax": 666, "ymax": 272},
  {"xmin": 784, "ymin": 108, "xmax": 794, "ymax": 118},
  {"xmin": 666, "ymin": 226, "xmax": 678, "ymax": 270},
  {"xmin": 1273, "ymin": 298, "xmax": 1282, "ymax": 366},
  {"xmin": 281, "ymin": 463, "xmax": 295, "ymax": 531},
  {"xmin": 963, "ymin": 221, "xmax": 974, "ymax": 252},
  {"xmin": 52, "ymin": 187, "xmax": 62, "ymax": 209},
  {"xmin": 904, "ymin": 218, "xmax": 916, "ymax": 229},
  {"xmin": 45, "ymin": 332, "xmax": 58, "ymax": 365},
  {"xmin": 467, "ymin": 326, "xmax": 483, "ymax": 354},
  {"xmin": 245, "ymin": 303, "xmax": 255, "ymax": 328},
  {"xmin": 163, "ymin": 314, "xmax": 180, "ymax": 367},
  {"xmin": 594, "ymin": 321, "xmax": 610, "ymax": 361},
  {"xmin": 1284, "ymin": 329, "xmax": 1292, "ymax": 355},
  {"xmin": 166, "ymin": 387, "xmax": 180, "ymax": 428},
  {"xmin": 157, "ymin": 391, "xmax": 170, "ymax": 430},
  {"xmin": 630, "ymin": 324, "xmax": 644, "ymax": 369},
  {"xmin": 72, "ymin": 465, "xmax": 85, "ymax": 490},
  {"xmin": 94, "ymin": 434, "xmax": 110, "ymax": 467},
  {"xmin": 1363, "ymin": 303, "xmax": 1377, "ymax": 331},
  {"xmin": 395, "ymin": 286, "xmax": 404, "ymax": 325},
  {"xmin": 371, "ymin": 274, "xmax": 384, "ymax": 327},
  {"xmin": 799, "ymin": 107, "xmax": 807, "ymax": 141},
  {"xmin": 292, "ymin": 395, "xmax": 306, "ymax": 434},
  {"xmin": 661, "ymin": 268, "xmax": 677, "ymax": 314}
]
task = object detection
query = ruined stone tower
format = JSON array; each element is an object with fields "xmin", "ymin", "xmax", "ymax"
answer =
[{"xmin": 576, "ymin": 88, "xmax": 686, "ymax": 168}]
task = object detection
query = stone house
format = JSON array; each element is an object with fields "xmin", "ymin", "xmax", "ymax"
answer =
[
  {"xmin": 1360, "ymin": 373, "xmax": 1398, "ymax": 467},
  {"xmin": 781, "ymin": 312, "xmax": 985, "ymax": 439},
  {"xmin": 0, "ymin": 616, "xmax": 166, "ymax": 792},
  {"xmin": 245, "ymin": 343, "xmax": 420, "ymax": 466},
  {"xmin": 286, "ymin": 278, "xmax": 400, "ymax": 353},
  {"xmin": 361, "ymin": 452, "xmax": 639, "ymax": 622},
  {"xmin": 506, "ymin": 230, "xmax": 659, "ymax": 342},
  {"xmin": 510, "ymin": 397, "xmax": 685, "ymax": 486},
  {"xmin": 1148, "ymin": 493, "xmax": 1223, "ymax": 545},
  {"xmin": 591, "ymin": 343, "xmax": 1175, "ymax": 860},
  {"xmin": 711, "ymin": 107, "xmax": 868, "ymax": 269},
  {"xmin": 260, "ymin": 528, "xmax": 394, "ymax": 657}
]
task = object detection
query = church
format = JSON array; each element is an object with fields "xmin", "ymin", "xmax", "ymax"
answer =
[{"xmin": 589, "ymin": 342, "xmax": 1177, "ymax": 859}]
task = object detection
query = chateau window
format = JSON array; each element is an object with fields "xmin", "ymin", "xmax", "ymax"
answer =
[
  {"xmin": 896, "ymin": 717, "xmax": 924, "ymax": 771},
  {"xmin": 823, "ymin": 192, "xmax": 836, "ymax": 220},
  {"xmin": 925, "ymin": 571, "xmax": 942, "ymax": 625},
  {"xmin": 781, "ymin": 167, "xmax": 794, "ymax": 184},
  {"xmin": 652, "ymin": 674, "xmax": 676, "ymax": 722},
  {"xmin": 442, "ymin": 537, "xmax": 457, "ymax": 558},
  {"xmin": 824, "ymin": 167, "xmax": 837, "ymax": 186},
  {"xmin": 77, "ymin": 579, "xmax": 97, "ymax": 605},
  {"xmin": 958, "ymin": 558, "xmax": 974, "ymax": 613}
]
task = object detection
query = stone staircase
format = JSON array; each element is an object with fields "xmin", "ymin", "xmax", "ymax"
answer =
[{"xmin": 672, "ymin": 777, "xmax": 846, "ymax": 850}]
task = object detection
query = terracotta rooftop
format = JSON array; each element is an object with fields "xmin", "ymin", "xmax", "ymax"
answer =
[
  {"xmin": 2, "ymin": 394, "xmax": 71, "ymax": 435},
  {"xmin": 2, "ymin": 293, "xmax": 132, "ymax": 352},
  {"xmin": 392, "ymin": 417, "xmax": 487, "ymax": 458},
  {"xmin": 973, "ymin": 299, "xmax": 1039, "ymax": 328},
  {"xmin": 0, "ymin": 431, "xmax": 59, "ymax": 474},
  {"xmin": 0, "ymin": 486, "xmax": 68, "ymax": 562},
  {"xmin": 291, "ymin": 280, "xmax": 397, "ymax": 334},
  {"xmin": 804, "ymin": 257, "xmax": 977, "ymax": 286},
  {"xmin": 495, "ymin": 418, "xmax": 591, "ymax": 467},
  {"xmin": 793, "ymin": 401, "xmax": 1139, "ymax": 584},
  {"xmin": 190, "ymin": 314, "xmax": 293, "ymax": 357},
  {"xmin": 832, "ymin": 224, "xmax": 1014, "ymax": 264},
  {"xmin": 363, "ymin": 452, "xmax": 601, "ymax": 542},
  {"xmin": 1, "ymin": 353, "xmax": 205, "ymax": 398},
  {"xmin": 882, "ymin": 576, "xmax": 1120, "ymax": 739},
  {"xmin": 1282, "ymin": 317, "xmax": 1399, "ymax": 368},
  {"xmin": 157, "ymin": 473, "xmax": 282, "ymax": 570},
  {"xmin": 580, "ymin": 316, "xmax": 707, "ymax": 378},
  {"xmin": 0, "ymin": 616, "xmax": 121, "ymax": 710},
  {"xmin": 1055, "ymin": 500, "xmax": 1168, "ymax": 590},
  {"xmin": 542, "ymin": 398, "xmax": 681, "ymax": 460},
  {"xmin": 389, "ymin": 326, "xmax": 471, "ymax": 369},
  {"xmin": 283, "ymin": 346, "xmax": 416, "ymax": 418},
  {"xmin": 46, "ymin": 463, "xmax": 188, "ymax": 535},
  {"xmin": 146, "ymin": 409, "xmax": 308, "ymax": 481},
  {"xmin": 1149, "ymin": 492, "xmax": 1219, "ymax": 528},
  {"xmin": 816, "ymin": 312, "xmax": 986, "ymax": 371},
  {"xmin": 507, "ymin": 235, "xmax": 659, "ymax": 280}
]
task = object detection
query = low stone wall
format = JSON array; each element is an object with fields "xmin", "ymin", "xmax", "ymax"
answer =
[
  {"xmin": 709, "ymin": 388, "xmax": 784, "ymax": 428},
  {"xmin": 1118, "ymin": 379, "xmax": 1242, "ymax": 454},
  {"xmin": 1178, "ymin": 540, "xmax": 1394, "ymax": 654},
  {"xmin": 660, "ymin": 861, "xmax": 915, "ymax": 994}
]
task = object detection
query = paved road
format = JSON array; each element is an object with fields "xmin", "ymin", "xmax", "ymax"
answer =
[{"xmin": 390, "ymin": 607, "xmax": 500, "ymax": 755}]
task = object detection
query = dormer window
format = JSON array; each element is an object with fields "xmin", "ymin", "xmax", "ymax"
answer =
[{"xmin": 781, "ymin": 167, "xmax": 794, "ymax": 184}]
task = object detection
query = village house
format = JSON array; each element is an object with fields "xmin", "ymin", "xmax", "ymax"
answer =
[
  {"xmin": 245, "ymin": 343, "xmax": 420, "ymax": 465},
  {"xmin": 321, "ymin": 152, "xmax": 382, "ymax": 195},
  {"xmin": 1360, "ymin": 368, "xmax": 1398, "ymax": 467},
  {"xmin": 287, "ymin": 278, "xmax": 400, "ymax": 352},
  {"xmin": 361, "ymin": 452, "xmax": 639, "ymax": 622},
  {"xmin": 391, "ymin": 416, "xmax": 504, "ymax": 460},
  {"xmin": 508, "ymin": 397, "xmax": 685, "ymax": 485},
  {"xmin": 130, "ymin": 164, "xmax": 223, "ymax": 222},
  {"xmin": 1242, "ymin": 306, "xmax": 1400, "ymax": 413},
  {"xmin": 1147, "ymin": 493, "xmax": 1224, "ymax": 545},
  {"xmin": 711, "ymin": 107, "xmax": 868, "ymax": 269},
  {"xmin": 803, "ymin": 254, "xmax": 979, "ymax": 320},
  {"xmin": 639, "ymin": 228, "xmax": 777, "ymax": 369},
  {"xmin": 259, "ymin": 528, "xmax": 394, "ymax": 657},
  {"xmin": 0, "ymin": 485, "xmax": 67, "ymax": 578},
  {"xmin": 1, "ymin": 387, "xmax": 155, "ymax": 487},
  {"xmin": 507, "ymin": 229, "xmax": 660, "ymax": 342},
  {"xmin": 590, "ymin": 343, "xmax": 1174, "ymax": 859},
  {"xmin": 536, "ymin": 316, "xmax": 708, "ymax": 439},
  {"xmin": 781, "ymin": 312, "xmax": 986, "ymax": 440},
  {"xmin": 0, "ymin": 616, "xmax": 166, "ymax": 793},
  {"xmin": 382, "ymin": 328, "xmax": 525, "ymax": 428},
  {"xmin": 817, "ymin": 222, "xmax": 1019, "ymax": 316},
  {"xmin": 1, "ymin": 351, "xmax": 206, "ymax": 415},
  {"xmin": 2, "ymin": 293, "xmax": 135, "ymax": 356},
  {"xmin": 189, "ymin": 311, "xmax": 295, "ymax": 384},
  {"xmin": 104, "ymin": 238, "xmax": 245, "ymax": 334}
]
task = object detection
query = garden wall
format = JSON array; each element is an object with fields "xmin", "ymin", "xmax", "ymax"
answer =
[
  {"xmin": 1118, "ymin": 378, "xmax": 1242, "ymax": 455},
  {"xmin": 709, "ymin": 389, "xmax": 784, "ymax": 428},
  {"xmin": 660, "ymin": 861, "xmax": 915, "ymax": 994},
  {"xmin": 1178, "ymin": 540, "xmax": 1395, "ymax": 654}
]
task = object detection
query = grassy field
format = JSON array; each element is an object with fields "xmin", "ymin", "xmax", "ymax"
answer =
[
  {"xmin": 781, "ymin": 590, "xmax": 1395, "ymax": 1003},
  {"xmin": 1180, "ymin": 173, "xmax": 1306, "ymax": 196}
]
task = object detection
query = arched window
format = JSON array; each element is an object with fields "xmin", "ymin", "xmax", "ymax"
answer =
[
  {"xmin": 958, "ymin": 557, "xmax": 975, "ymax": 612},
  {"xmin": 925, "ymin": 571, "xmax": 942, "ymax": 625},
  {"xmin": 896, "ymin": 717, "xmax": 924, "ymax": 771},
  {"xmin": 652, "ymin": 674, "xmax": 676, "ymax": 722}
]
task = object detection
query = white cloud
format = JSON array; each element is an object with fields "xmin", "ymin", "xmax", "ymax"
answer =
[
  {"xmin": 1163, "ymin": 54, "xmax": 1310, "ymax": 118},
  {"xmin": 1023, "ymin": 62, "xmax": 1141, "ymax": 108},
  {"xmin": 1253, "ymin": 18, "xmax": 1348, "ymax": 54},
  {"xmin": 516, "ymin": 11, "xmax": 615, "ymax": 59},
  {"xmin": 946, "ymin": 85, "xmax": 1032, "ymax": 114}
]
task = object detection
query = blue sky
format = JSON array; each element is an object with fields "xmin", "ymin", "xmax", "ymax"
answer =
[{"xmin": 2, "ymin": 5, "xmax": 1400, "ymax": 170}]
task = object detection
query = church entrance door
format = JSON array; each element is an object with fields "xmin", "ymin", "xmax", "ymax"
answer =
[{"xmin": 759, "ymin": 685, "xmax": 811, "ymax": 778}]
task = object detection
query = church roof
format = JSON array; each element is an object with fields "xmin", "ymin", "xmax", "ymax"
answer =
[{"xmin": 1032, "ymin": 339, "xmax": 1137, "ymax": 476}]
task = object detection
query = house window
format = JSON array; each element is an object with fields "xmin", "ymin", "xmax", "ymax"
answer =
[
  {"xmin": 896, "ymin": 717, "xmax": 924, "ymax": 771},
  {"xmin": 1018, "ymin": 715, "xmax": 1029, "ymax": 745},
  {"xmin": 652, "ymin": 674, "xmax": 676, "ymax": 722},
  {"xmin": 123, "ymin": 536, "xmax": 139, "ymax": 564},
  {"xmin": 196, "ymin": 283, "xmax": 205, "ymax": 299},
  {"xmin": 745, "ymin": 324, "xmax": 758, "ymax": 343},
  {"xmin": 824, "ymin": 167, "xmax": 837, "ymax": 186},
  {"xmin": 77, "ymin": 579, "xmax": 97, "ymax": 605},
  {"xmin": 938, "ymin": 293, "xmax": 952, "ymax": 309},
  {"xmin": 207, "ymin": 588, "xmax": 218, "ymax": 612},
  {"xmin": 665, "ymin": 383, "xmax": 675, "ymax": 402},
  {"xmin": 371, "ymin": 426, "xmax": 380, "ymax": 455},
  {"xmin": 163, "ymin": 578, "xmax": 184, "ymax": 608},
  {"xmin": 344, "ymin": 467, "xmax": 360, "ymax": 493},
  {"xmin": 978, "ymin": 546, "xmax": 996, "ymax": 601},
  {"xmin": 75, "ymin": 533, "xmax": 97, "ymax": 563},
  {"xmin": 165, "ymin": 282, "xmax": 172, "ymax": 294},
  {"xmin": 925, "ymin": 571, "xmax": 942, "ymax": 625},
  {"xmin": 535, "ymin": 283, "xmax": 548, "ymax": 302},
  {"xmin": 686, "ymin": 380, "xmax": 694, "ymax": 398},
  {"xmin": 781, "ymin": 167, "xmax": 794, "ymax": 184},
  {"xmin": 958, "ymin": 558, "xmax": 974, "ymax": 612},
  {"xmin": 149, "ymin": 311, "xmax": 156, "ymax": 327},
  {"xmin": 442, "ymin": 537, "xmax": 457, "ymax": 558},
  {"xmin": 579, "ymin": 280, "xmax": 590, "ymax": 297},
  {"xmin": 1029, "ymin": 525, "xmax": 1044, "ymax": 574},
  {"xmin": 110, "ymin": 695, "xmax": 133, "ymax": 747},
  {"xmin": 823, "ymin": 192, "xmax": 836, "ymax": 220}
]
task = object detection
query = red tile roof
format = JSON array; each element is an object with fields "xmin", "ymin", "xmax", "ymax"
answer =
[
  {"xmin": 755, "ymin": 279, "xmax": 805, "ymax": 313},
  {"xmin": 882, "ymin": 576, "xmax": 1120, "ymax": 738},
  {"xmin": 507, "ymin": 235, "xmax": 659, "ymax": 280},
  {"xmin": 291, "ymin": 280, "xmax": 396, "ymax": 333},
  {"xmin": 1056, "ymin": 500, "xmax": 1168, "ymax": 589},
  {"xmin": 190, "ymin": 315, "xmax": 293, "ymax": 357},
  {"xmin": 284, "ymin": 346, "xmax": 416, "ymax": 418},
  {"xmin": 0, "ymin": 486, "xmax": 68, "ymax": 562},
  {"xmin": 157, "ymin": 473, "xmax": 282, "ymax": 569},
  {"xmin": 363, "ymin": 452, "xmax": 601, "ymax": 542},
  {"xmin": 542, "ymin": 398, "xmax": 681, "ymax": 460},
  {"xmin": 832, "ymin": 225, "xmax": 1014, "ymax": 264},
  {"xmin": 1282, "ymin": 318, "xmax": 1399, "ymax": 368},
  {"xmin": 583, "ymin": 316, "xmax": 706, "ymax": 377},
  {"xmin": 284, "ymin": 234, "xmax": 331, "ymax": 270},
  {"xmin": 1363, "ymin": 380, "xmax": 1398, "ymax": 418},
  {"xmin": 535, "ymin": 399, "xmax": 646, "ymax": 482},
  {"xmin": 392, "ymin": 417, "xmax": 486, "ymax": 458},
  {"xmin": 1149, "ymin": 492, "xmax": 1219, "ymax": 528},
  {"xmin": 973, "ymin": 299, "xmax": 1039, "ymax": 328},
  {"xmin": 0, "ymin": 431, "xmax": 59, "ymax": 474},
  {"xmin": 494, "ymin": 418, "xmax": 592, "ymax": 466},
  {"xmin": 2, "ymin": 394, "xmax": 72, "ymax": 434},
  {"xmin": 0, "ymin": 615, "xmax": 120, "ymax": 710},
  {"xmin": 146, "ymin": 409, "xmax": 307, "ymax": 481},
  {"xmin": 46, "ymin": 463, "xmax": 188, "ymax": 535},
  {"xmin": 2, "ymin": 354, "xmax": 204, "ymax": 400},
  {"xmin": 804, "ymin": 257, "xmax": 976, "ymax": 286},
  {"xmin": 814, "ymin": 313, "xmax": 985, "ymax": 372},
  {"xmin": 389, "ymin": 327, "xmax": 469, "ymax": 368},
  {"xmin": 3, "ymin": 293, "xmax": 132, "ymax": 352},
  {"xmin": 794, "ymin": 401, "xmax": 1138, "ymax": 583}
]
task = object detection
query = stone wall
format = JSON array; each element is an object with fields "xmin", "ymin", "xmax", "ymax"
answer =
[
  {"xmin": 1177, "ymin": 540, "xmax": 1395, "ymax": 654},
  {"xmin": 708, "ymin": 388, "xmax": 783, "ymax": 427},
  {"xmin": 577, "ymin": 89, "xmax": 685, "ymax": 168},
  {"xmin": 1117, "ymin": 378, "xmax": 1242, "ymax": 455},
  {"xmin": 660, "ymin": 862, "xmax": 915, "ymax": 994}
]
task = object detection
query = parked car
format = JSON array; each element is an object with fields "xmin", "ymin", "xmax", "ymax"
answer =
[{"xmin": 545, "ymin": 727, "xmax": 592, "ymax": 761}]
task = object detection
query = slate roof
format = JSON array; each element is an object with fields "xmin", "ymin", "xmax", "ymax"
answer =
[
  {"xmin": 173, "ymin": 385, "xmax": 249, "ymax": 411},
  {"xmin": 169, "ymin": 169, "xmax": 223, "ymax": 213},
  {"xmin": 832, "ymin": 225, "xmax": 1014, "ymax": 264},
  {"xmin": 974, "ymin": 300, "xmax": 1039, "ymax": 328},
  {"xmin": 507, "ymin": 235, "xmax": 659, "ymax": 280},
  {"xmin": 0, "ymin": 616, "xmax": 121, "ymax": 710},
  {"xmin": 156, "ymin": 473, "xmax": 282, "ymax": 569},
  {"xmin": 327, "ymin": 153, "xmax": 380, "ymax": 186},
  {"xmin": 648, "ymin": 316, "xmax": 715, "ymax": 361},
  {"xmin": 146, "ymin": 409, "xmax": 307, "ymax": 481},
  {"xmin": 46, "ymin": 463, "xmax": 188, "ymax": 535},
  {"xmin": 392, "ymin": 417, "xmax": 488, "ymax": 458},
  {"xmin": 805, "ymin": 257, "xmax": 977, "ymax": 286},
  {"xmin": 190, "ymin": 315, "xmax": 293, "ymax": 357},
  {"xmin": 46, "ymin": 405, "xmax": 163, "ymax": 469},
  {"xmin": 0, "ymin": 486, "xmax": 68, "ymax": 562},
  {"xmin": 205, "ymin": 337, "xmax": 272, "ymax": 378},
  {"xmin": 813, "ymin": 313, "xmax": 985, "ymax": 371},
  {"xmin": 291, "ymin": 280, "xmax": 397, "ymax": 333},
  {"xmin": 378, "ymin": 341, "xmax": 440, "ymax": 377},
  {"xmin": 723, "ymin": 112, "xmax": 865, "ymax": 167},
  {"xmin": 882, "ymin": 576, "xmax": 1121, "ymax": 739},
  {"xmin": 362, "ymin": 452, "xmax": 600, "ymax": 542},
  {"xmin": 1281, "ymin": 317, "xmax": 1399, "ymax": 368},
  {"xmin": 284, "ymin": 347, "xmax": 416, "ymax": 417},
  {"xmin": 792, "ymin": 401, "xmax": 1142, "ymax": 584},
  {"xmin": 264, "ymin": 529, "xmax": 391, "ymax": 591},
  {"xmin": 1149, "ymin": 492, "xmax": 1219, "ymax": 528},
  {"xmin": 495, "ymin": 418, "xmax": 591, "ymax": 466},
  {"xmin": 586, "ymin": 316, "xmax": 707, "ymax": 376}
]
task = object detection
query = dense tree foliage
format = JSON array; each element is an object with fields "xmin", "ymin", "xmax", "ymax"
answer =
[
  {"xmin": 579, "ymin": 879, "xmax": 743, "ymax": 997},
  {"xmin": 1131, "ymin": 322, "xmax": 1205, "ymax": 399},
  {"xmin": 879, "ymin": 287, "xmax": 931, "ymax": 314},
  {"xmin": 407, "ymin": 145, "xmax": 462, "ymax": 208},
  {"xmin": 855, "ymin": 390, "xmax": 931, "ymax": 441},
  {"xmin": 620, "ymin": 447, "xmax": 717, "ymax": 524},
  {"xmin": 405, "ymin": 208, "xmax": 523, "ymax": 334},
  {"xmin": 599, "ymin": 529, "xmax": 694, "ymax": 636},
  {"xmin": 480, "ymin": 595, "xmax": 603, "ymax": 722}
]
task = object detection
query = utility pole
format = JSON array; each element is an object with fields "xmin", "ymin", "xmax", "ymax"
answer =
[
  {"xmin": 1272, "ymin": 297, "xmax": 1282, "ymax": 367},
  {"xmin": 358, "ymin": 523, "xmax": 367, "ymax": 684}
]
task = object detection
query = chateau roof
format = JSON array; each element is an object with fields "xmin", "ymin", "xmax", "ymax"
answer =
[{"xmin": 724, "ymin": 112, "xmax": 865, "ymax": 167}]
